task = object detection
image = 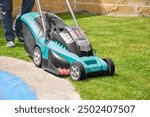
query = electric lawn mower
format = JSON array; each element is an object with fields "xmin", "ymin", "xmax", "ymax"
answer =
[{"xmin": 21, "ymin": 0, "xmax": 115, "ymax": 80}]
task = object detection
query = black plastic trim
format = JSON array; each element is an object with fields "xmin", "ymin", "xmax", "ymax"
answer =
[
  {"xmin": 49, "ymin": 50, "xmax": 70, "ymax": 69},
  {"xmin": 22, "ymin": 23, "xmax": 36, "ymax": 56}
]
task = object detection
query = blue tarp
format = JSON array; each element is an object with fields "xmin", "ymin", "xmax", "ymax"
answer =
[{"xmin": 0, "ymin": 70, "xmax": 37, "ymax": 100}]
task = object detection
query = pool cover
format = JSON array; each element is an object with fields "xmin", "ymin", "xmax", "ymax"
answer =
[{"xmin": 0, "ymin": 70, "xmax": 37, "ymax": 100}]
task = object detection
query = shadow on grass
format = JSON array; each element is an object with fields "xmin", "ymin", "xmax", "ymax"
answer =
[
  {"xmin": 15, "ymin": 42, "xmax": 24, "ymax": 47},
  {"xmin": 79, "ymin": 73, "xmax": 120, "ymax": 82},
  {"xmin": 57, "ymin": 12, "xmax": 94, "ymax": 20}
]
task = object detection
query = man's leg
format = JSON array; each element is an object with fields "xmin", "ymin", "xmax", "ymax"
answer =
[
  {"xmin": 13, "ymin": 0, "xmax": 35, "ymax": 42},
  {"xmin": 0, "ymin": 0, "xmax": 15, "ymax": 47}
]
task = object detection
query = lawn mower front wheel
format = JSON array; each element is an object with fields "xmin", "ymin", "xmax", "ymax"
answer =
[
  {"xmin": 103, "ymin": 58, "xmax": 115, "ymax": 76},
  {"xmin": 33, "ymin": 46, "xmax": 42, "ymax": 68},
  {"xmin": 70, "ymin": 62, "xmax": 85, "ymax": 81}
]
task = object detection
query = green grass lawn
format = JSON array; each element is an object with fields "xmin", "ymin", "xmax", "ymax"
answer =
[{"xmin": 0, "ymin": 13, "xmax": 150, "ymax": 100}]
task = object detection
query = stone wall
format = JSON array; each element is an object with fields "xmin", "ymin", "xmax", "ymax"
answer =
[
  {"xmin": 77, "ymin": 0, "xmax": 150, "ymax": 16},
  {"xmin": 12, "ymin": 0, "xmax": 72, "ymax": 16},
  {"xmin": 13, "ymin": 0, "xmax": 150, "ymax": 17}
]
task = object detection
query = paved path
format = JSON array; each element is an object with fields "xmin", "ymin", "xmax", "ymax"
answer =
[{"xmin": 0, "ymin": 56, "xmax": 80, "ymax": 100}]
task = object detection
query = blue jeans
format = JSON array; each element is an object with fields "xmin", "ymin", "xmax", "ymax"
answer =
[{"xmin": 0, "ymin": 0, "xmax": 34, "ymax": 42}]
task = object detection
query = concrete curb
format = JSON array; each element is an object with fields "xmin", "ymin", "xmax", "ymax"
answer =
[{"xmin": 0, "ymin": 56, "xmax": 81, "ymax": 100}]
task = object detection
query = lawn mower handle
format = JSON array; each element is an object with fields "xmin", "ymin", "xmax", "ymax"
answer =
[
  {"xmin": 65, "ymin": 0, "xmax": 79, "ymax": 27},
  {"xmin": 35, "ymin": 0, "xmax": 79, "ymax": 29},
  {"xmin": 35, "ymin": 0, "xmax": 47, "ymax": 37}
]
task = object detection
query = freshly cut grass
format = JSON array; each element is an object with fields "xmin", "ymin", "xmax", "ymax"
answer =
[{"xmin": 0, "ymin": 13, "xmax": 149, "ymax": 99}]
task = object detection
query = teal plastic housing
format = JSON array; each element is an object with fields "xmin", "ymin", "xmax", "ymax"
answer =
[{"xmin": 21, "ymin": 12, "xmax": 108, "ymax": 74}]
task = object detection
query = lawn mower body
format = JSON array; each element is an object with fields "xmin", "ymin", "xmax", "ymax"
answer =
[{"xmin": 21, "ymin": 0, "xmax": 115, "ymax": 80}]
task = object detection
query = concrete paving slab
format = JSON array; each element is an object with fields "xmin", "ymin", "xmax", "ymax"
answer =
[{"xmin": 0, "ymin": 56, "xmax": 80, "ymax": 100}]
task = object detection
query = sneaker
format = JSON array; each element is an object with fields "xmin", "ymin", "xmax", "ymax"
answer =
[
  {"xmin": 6, "ymin": 41, "xmax": 15, "ymax": 48},
  {"xmin": 18, "ymin": 37, "xmax": 24, "ymax": 42},
  {"xmin": 16, "ymin": 32, "xmax": 24, "ymax": 42}
]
